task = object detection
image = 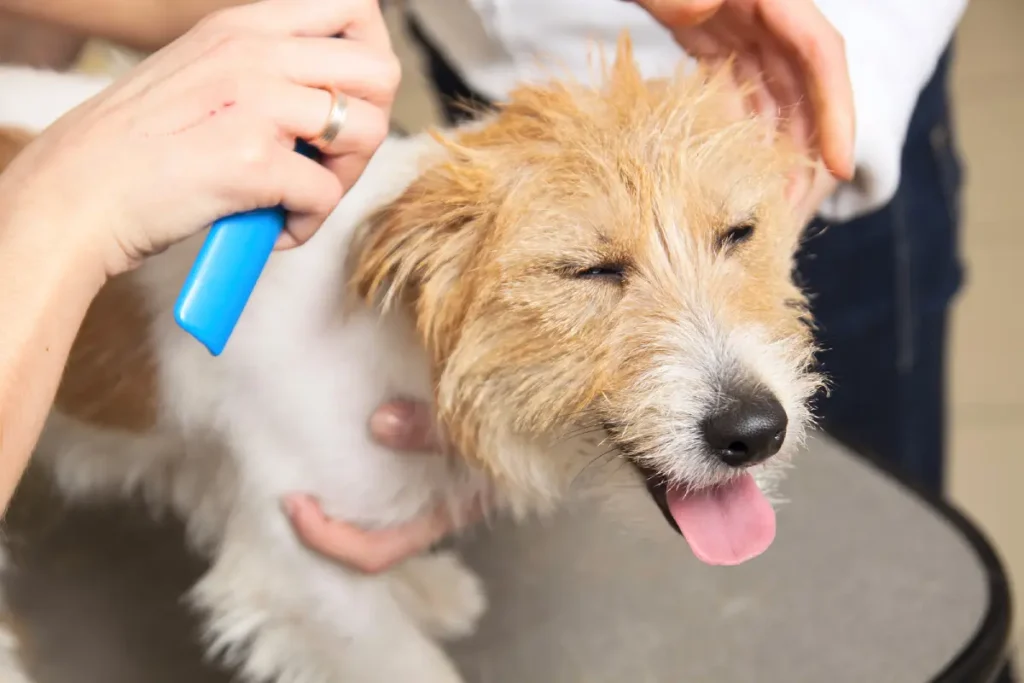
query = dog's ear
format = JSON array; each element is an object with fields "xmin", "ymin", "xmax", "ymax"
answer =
[
  {"xmin": 0, "ymin": 126, "xmax": 33, "ymax": 174},
  {"xmin": 349, "ymin": 149, "xmax": 493, "ymax": 361}
]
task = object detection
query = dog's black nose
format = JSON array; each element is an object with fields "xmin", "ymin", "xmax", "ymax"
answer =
[{"xmin": 702, "ymin": 388, "xmax": 788, "ymax": 467}]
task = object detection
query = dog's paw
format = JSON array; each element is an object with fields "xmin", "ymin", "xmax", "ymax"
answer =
[{"xmin": 389, "ymin": 551, "xmax": 487, "ymax": 641}]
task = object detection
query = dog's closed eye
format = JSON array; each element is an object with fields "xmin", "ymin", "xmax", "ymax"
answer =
[
  {"xmin": 568, "ymin": 263, "xmax": 627, "ymax": 284},
  {"xmin": 716, "ymin": 223, "xmax": 756, "ymax": 252}
]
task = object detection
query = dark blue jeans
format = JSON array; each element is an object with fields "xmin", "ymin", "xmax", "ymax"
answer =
[{"xmin": 408, "ymin": 21, "xmax": 964, "ymax": 497}]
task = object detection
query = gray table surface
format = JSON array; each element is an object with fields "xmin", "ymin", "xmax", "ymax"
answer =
[{"xmin": 2, "ymin": 433, "xmax": 989, "ymax": 683}]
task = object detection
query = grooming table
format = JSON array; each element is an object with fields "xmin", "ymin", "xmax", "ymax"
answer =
[{"xmin": 2, "ymin": 433, "xmax": 1011, "ymax": 683}]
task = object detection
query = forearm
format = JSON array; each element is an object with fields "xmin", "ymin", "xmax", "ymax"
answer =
[
  {"xmin": 0, "ymin": 200, "xmax": 104, "ymax": 515},
  {"xmin": 0, "ymin": 0, "xmax": 250, "ymax": 52}
]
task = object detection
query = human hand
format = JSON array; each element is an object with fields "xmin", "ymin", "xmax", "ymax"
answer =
[
  {"xmin": 284, "ymin": 400, "xmax": 482, "ymax": 574},
  {"xmin": 630, "ymin": 0, "xmax": 854, "ymax": 216},
  {"xmin": 0, "ymin": 0, "xmax": 400, "ymax": 277}
]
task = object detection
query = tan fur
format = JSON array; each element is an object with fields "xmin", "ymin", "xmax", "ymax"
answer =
[
  {"xmin": 353, "ymin": 35, "xmax": 816, "ymax": 481},
  {"xmin": 0, "ymin": 125, "xmax": 159, "ymax": 434},
  {"xmin": 53, "ymin": 273, "xmax": 158, "ymax": 432}
]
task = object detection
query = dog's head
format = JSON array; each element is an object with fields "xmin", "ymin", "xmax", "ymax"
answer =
[{"xmin": 354, "ymin": 36, "xmax": 820, "ymax": 565}]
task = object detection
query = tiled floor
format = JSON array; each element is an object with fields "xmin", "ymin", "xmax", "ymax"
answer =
[{"xmin": 948, "ymin": 0, "xmax": 1024, "ymax": 655}]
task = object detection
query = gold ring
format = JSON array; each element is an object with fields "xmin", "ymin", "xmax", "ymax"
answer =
[{"xmin": 312, "ymin": 90, "xmax": 348, "ymax": 149}]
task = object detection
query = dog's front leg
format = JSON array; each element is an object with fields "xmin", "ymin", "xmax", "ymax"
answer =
[{"xmin": 190, "ymin": 503, "xmax": 466, "ymax": 683}]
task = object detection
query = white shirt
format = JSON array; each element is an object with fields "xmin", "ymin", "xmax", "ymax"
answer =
[{"xmin": 405, "ymin": 0, "xmax": 967, "ymax": 222}]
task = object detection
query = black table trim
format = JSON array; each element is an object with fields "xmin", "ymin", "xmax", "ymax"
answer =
[{"xmin": 846, "ymin": 444, "xmax": 1014, "ymax": 683}]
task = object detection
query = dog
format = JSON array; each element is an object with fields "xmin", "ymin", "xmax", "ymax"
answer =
[{"xmin": 0, "ymin": 35, "xmax": 819, "ymax": 683}]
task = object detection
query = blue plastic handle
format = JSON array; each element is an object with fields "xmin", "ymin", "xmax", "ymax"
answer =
[{"xmin": 174, "ymin": 141, "xmax": 321, "ymax": 355}]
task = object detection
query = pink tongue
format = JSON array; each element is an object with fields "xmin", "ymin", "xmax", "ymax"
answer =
[{"xmin": 666, "ymin": 472, "xmax": 776, "ymax": 566}]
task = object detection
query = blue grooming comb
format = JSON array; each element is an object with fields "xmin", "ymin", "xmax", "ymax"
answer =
[{"xmin": 174, "ymin": 140, "xmax": 321, "ymax": 356}]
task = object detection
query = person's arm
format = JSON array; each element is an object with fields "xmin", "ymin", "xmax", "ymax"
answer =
[
  {"xmin": 0, "ymin": 196, "xmax": 105, "ymax": 514},
  {"xmin": 0, "ymin": 0, "xmax": 250, "ymax": 52},
  {"xmin": 814, "ymin": 0, "xmax": 968, "ymax": 221},
  {"xmin": 0, "ymin": 0, "xmax": 399, "ymax": 512}
]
